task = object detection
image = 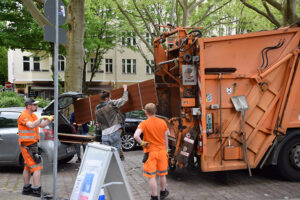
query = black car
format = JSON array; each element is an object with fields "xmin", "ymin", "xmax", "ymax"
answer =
[{"xmin": 121, "ymin": 111, "xmax": 146, "ymax": 151}]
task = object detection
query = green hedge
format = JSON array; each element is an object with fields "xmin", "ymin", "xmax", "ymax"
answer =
[
  {"xmin": 0, "ymin": 91, "xmax": 24, "ymax": 107},
  {"xmin": 0, "ymin": 91, "xmax": 50, "ymax": 108}
]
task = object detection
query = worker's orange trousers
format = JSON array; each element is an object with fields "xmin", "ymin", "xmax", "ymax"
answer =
[
  {"xmin": 143, "ymin": 150, "xmax": 168, "ymax": 178},
  {"xmin": 20, "ymin": 145, "xmax": 43, "ymax": 173}
]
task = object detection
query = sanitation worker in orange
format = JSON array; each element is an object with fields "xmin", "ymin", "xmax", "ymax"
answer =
[
  {"xmin": 134, "ymin": 103, "xmax": 169, "ymax": 200},
  {"xmin": 18, "ymin": 98, "xmax": 53, "ymax": 197}
]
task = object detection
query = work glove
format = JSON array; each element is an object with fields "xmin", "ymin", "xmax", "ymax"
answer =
[
  {"xmin": 41, "ymin": 115, "xmax": 54, "ymax": 122},
  {"xmin": 141, "ymin": 141, "xmax": 150, "ymax": 148}
]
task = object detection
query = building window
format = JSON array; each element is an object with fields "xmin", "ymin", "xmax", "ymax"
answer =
[
  {"xmin": 23, "ymin": 56, "xmax": 30, "ymax": 71},
  {"xmin": 105, "ymin": 59, "xmax": 113, "ymax": 73},
  {"xmin": 90, "ymin": 58, "xmax": 96, "ymax": 72},
  {"xmin": 146, "ymin": 60, "xmax": 154, "ymax": 74},
  {"xmin": 122, "ymin": 59, "xmax": 136, "ymax": 74},
  {"xmin": 33, "ymin": 57, "xmax": 40, "ymax": 71},
  {"xmin": 122, "ymin": 32, "xmax": 136, "ymax": 46},
  {"xmin": 58, "ymin": 55, "xmax": 65, "ymax": 71},
  {"xmin": 146, "ymin": 33, "xmax": 153, "ymax": 46}
]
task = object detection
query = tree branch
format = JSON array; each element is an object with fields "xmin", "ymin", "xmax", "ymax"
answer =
[
  {"xmin": 21, "ymin": 0, "xmax": 51, "ymax": 27},
  {"xmin": 192, "ymin": 0, "xmax": 232, "ymax": 27},
  {"xmin": 143, "ymin": 5, "xmax": 161, "ymax": 35},
  {"xmin": 189, "ymin": 0, "xmax": 197, "ymax": 8},
  {"xmin": 33, "ymin": 0, "xmax": 45, "ymax": 4},
  {"xmin": 191, "ymin": 4, "xmax": 213, "ymax": 27},
  {"xmin": 262, "ymin": 1, "xmax": 281, "ymax": 27},
  {"xmin": 240, "ymin": 0, "xmax": 280, "ymax": 27},
  {"xmin": 112, "ymin": 0, "xmax": 154, "ymax": 55},
  {"xmin": 265, "ymin": 0, "xmax": 282, "ymax": 11},
  {"xmin": 132, "ymin": 0, "xmax": 153, "ymax": 39},
  {"xmin": 189, "ymin": 0, "xmax": 205, "ymax": 14},
  {"xmin": 178, "ymin": 0, "xmax": 184, "ymax": 9},
  {"xmin": 154, "ymin": 3, "xmax": 164, "ymax": 26},
  {"xmin": 203, "ymin": 18, "xmax": 238, "ymax": 33}
]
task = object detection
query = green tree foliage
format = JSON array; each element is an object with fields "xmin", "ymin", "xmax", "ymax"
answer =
[
  {"xmin": 112, "ymin": 0, "xmax": 239, "ymax": 55},
  {"xmin": 0, "ymin": 46, "xmax": 8, "ymax": 85},
  {"xmin": 240, "ymin": 0, "xmax": 299, "ymax": 27},
  {"xmin": 83, "ymin": 0, "xmax": 119, "ymax": 92},
  {"xmin": 0, "ymin": 0, "xmax": 50, "ymax": 51}
]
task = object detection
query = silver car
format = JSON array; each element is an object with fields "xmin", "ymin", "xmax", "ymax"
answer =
[{"xmin": 0, "ymin": 93, "xmax": 84, "ymax": 166}]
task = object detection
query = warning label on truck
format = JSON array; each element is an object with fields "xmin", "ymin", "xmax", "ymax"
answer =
[{"xmin": 182, "ymin": 65, "xmax": 197, "ymax": 85}]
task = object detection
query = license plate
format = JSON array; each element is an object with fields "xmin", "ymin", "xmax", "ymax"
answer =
[{"xmin": 66, "ymin": 146, "xmax": 75, "ymax": 153}]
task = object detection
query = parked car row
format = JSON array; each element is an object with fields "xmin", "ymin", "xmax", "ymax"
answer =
[
  {"xmin": 0, "ymin": 92, "xmax": 145, "ymax": 167},
  {"xmin": 0, "ymin": 107, "xmax": 77, "ymax": 167}
]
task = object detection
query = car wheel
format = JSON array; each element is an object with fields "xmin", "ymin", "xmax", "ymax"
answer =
[
  {"xmin": 59, "ymin": 155, "xmax": 74, "ymax": 164},
  {"xmin": 277, "ymin": 135, "xmax": 300, "ymax": 181},
  {"xmin": 121, "ymin": 133, "xmax": 136, "ymax": 151}
]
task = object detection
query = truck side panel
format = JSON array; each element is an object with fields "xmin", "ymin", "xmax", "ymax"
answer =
[{"xmin": 200, "ymin": 28, "xmax": 300, "ymax": 172}]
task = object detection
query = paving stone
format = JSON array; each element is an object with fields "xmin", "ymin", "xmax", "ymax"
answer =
[{"xmin": 1, "ymin": 150, "xmax": 300, "ymax": 199}]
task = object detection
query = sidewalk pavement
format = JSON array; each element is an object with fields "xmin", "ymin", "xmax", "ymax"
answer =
[{"xmin": 1, "ymin": 149, "xmax": 300, "ymax": 200}]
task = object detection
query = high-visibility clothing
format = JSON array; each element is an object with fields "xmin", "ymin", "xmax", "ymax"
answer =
[
  {"xmin": 138, "ymin": 116, "xmax": 168, "ymax": 178},
  {"xmin": 137, "ymin": 116, "xmax": 168, "ymax": 152},
  {"xmin": 18, "ymin": 110, "xmax": 39, "ymax": 146},
  {"xmin": 143, "ymin": 150, "xmax": 168, "ymax": 178},
  {"xmin": 20, "ymin": 145, "xmax": 43, "ymax": 172},
  {"xmin": 18, "ymin": 110, "xmax": 42, "ymax": 172}
]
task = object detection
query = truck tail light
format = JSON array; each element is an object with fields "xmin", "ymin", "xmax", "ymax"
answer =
[{"xmin": 43, "ymin": 129, "xmax": 54, "ymax": 140}]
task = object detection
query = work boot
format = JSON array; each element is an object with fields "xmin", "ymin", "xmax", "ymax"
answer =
[
  {"xmin": 151, "ymin": 195, "xmax": 159, "ymax": 200},
  {"xmin": 22, "ymin": 184, "xmax": 32, "ymax": 195},
  {"xmin": 160, "ymin": 189, "xmax": 169, "ymax": 200},
  {"xmin": 31, "ymin": 186, "xmax": 41, "ymax": 197}
]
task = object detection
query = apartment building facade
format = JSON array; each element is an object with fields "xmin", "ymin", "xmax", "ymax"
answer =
[{"xmin": 8, "ymin": 41, "xmax": 154, "ymax": 98}]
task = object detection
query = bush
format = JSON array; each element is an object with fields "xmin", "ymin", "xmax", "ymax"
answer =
[
  {"xmin": 0, "ymin": 91, "xmax": 24, "ymax": 107},
  {"xmin": 0, "ymin": 91, "xmax": 51, "ymax": 108},
  {"xmin": 35, "ymin": 97, "xmax": 51, "ymax": 108}
]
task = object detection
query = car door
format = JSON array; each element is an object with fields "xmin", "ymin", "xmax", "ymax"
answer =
[
  {"xmin": 0, "ymin": 112, "xmax": 20, "ymax": 162},
  {"xmin": 42, "ymin": 92, "xmax": 86, "ymax": 115}
]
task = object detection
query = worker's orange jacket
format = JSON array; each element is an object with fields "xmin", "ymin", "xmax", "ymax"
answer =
[{"xmin": 18, "ymin": 110, "xmax": 42, "ymax": 172}]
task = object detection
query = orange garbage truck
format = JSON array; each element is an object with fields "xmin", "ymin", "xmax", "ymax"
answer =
[{"xmin": 153, "ymin": 24, "xmax": 300, "ymax": 181}]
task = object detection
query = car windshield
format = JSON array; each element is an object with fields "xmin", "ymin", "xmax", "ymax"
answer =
[
  {"xmin": 0, "ymin": 112, "xmax": 19, "ymax": 128},
  {"xmin": 0, "ymin": 109, "xmax": 42, "ymax": 129}
]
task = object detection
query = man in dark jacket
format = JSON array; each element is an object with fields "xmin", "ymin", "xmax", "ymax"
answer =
[{"xmin": 95, "ymin": 85, "xmax": 128, "ymax": 153}]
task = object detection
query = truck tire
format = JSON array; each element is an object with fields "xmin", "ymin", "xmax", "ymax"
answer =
[{"xmin": 277, "ymin": 135, "xmax": 300, "ymax": 181}]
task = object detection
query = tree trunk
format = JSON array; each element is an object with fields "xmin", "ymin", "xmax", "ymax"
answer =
[
  {"xmin": 65, "ymin": 0, "xmax": 85, "ymax": 93},
  {"xmin": 282, "ymin": 0, "xmax": 298, "ymax": 26},
  {"xmin": 82, "ymin": 61, "xmax": 87, "ymax": 93}
]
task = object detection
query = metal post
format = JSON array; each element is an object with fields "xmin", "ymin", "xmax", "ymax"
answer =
[
  {"xmin": 241, "ymin": 110, "xmax": 252, "ymax": 176},
  {"xmin": 53, "ymin": 0, "xmax": 59, "ymax": 199},
  {"xmin": 219, "ymin": 73, "xmax": 223, "ymax": 165}
]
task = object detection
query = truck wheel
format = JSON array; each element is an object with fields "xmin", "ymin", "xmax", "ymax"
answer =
[{"xmin": 278, "ymin": 135, "xmax": 300, "ymax": 181}]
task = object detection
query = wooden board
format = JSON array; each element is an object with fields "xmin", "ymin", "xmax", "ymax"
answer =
[
  {"xmin": 74, "ymin": 79, "xmax": 158, "ymax": 124},
  {"xmin": 58, "ymin": 133, "xmax": 95, "ymax": 144}
]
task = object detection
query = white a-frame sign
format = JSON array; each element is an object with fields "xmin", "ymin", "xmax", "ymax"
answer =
[{"xmin": 70, "ymin": 143, "xmax": 134, "ymax": 200}]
